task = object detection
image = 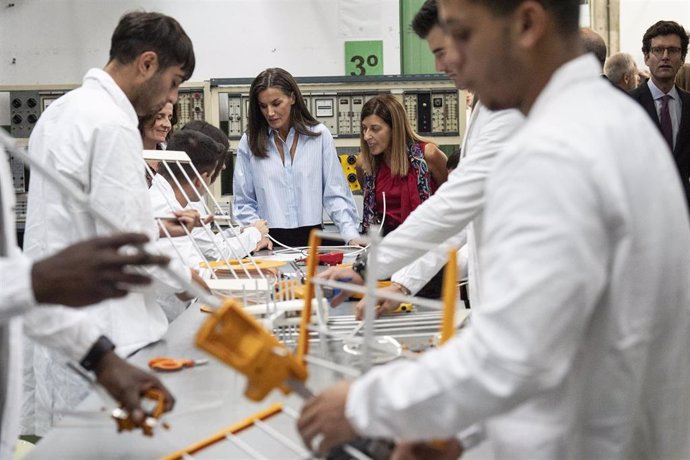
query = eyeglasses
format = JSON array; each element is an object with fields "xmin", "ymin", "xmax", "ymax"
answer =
[{"xmin": 650, "ymin": 46, "xmax": 683, "ymax": 57}]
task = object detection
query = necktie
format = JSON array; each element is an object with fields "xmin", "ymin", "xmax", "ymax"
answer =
[{"xmin": 660, "ymin": 94, "xmax": 674, "ymax": 150}]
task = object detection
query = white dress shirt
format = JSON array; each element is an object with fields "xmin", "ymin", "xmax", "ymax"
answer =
[
  {"xmin": 388, "ymin": 104, "xmax": 524, "ymax": 307},
  {"xmin": 20, "ymin": 69, "xmax": 189, "ymax": 435},
  {"xmin": 233, "ymin": 124, "xmax": 360, "ymax": 242},
  {"xmin": 346, "ymin": 55, "xmax": 690, "ymax": 459}
]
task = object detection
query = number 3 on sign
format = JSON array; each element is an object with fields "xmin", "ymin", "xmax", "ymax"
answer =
[{"xmin": 345, "ymin": 40, "xmax": 384, "ymax": 76}]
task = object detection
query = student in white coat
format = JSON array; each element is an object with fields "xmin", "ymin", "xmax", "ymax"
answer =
[
  {"xmin": 298, "ymin": 0, "xmax": 690, "ymax": 458},
  {"xmin": 149, "ymin": 130, "xmax": 265, "ymax": 269},
  {"xmin": 0, "ymin": 146, "xmax": 174, "ymax": 459},
  {"xmin": 326, "ymin": 0, "xmax": 524, "ymax": 325},
  {"xmin": 21, "ymin": 12, "xmax": 198, "ymax": 435}
]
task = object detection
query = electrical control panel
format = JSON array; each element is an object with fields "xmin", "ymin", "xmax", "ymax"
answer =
[
  {"xmin": 176, "ymin": 90, "xmax": 205, "ymax": 126},
  {"xmin": 4, "ymin": 88, "xmax": 73, "ymax": 192},
  {"xmin": 9, "ymin": 90, "xmax": 68, "ymax": 139},
  {"xmin": 213, "ymin": 75, "xmax": 464, "ymax": 142},
  {"xmin": 3, "ymin": 83, "xmax": 208, "ymax": 194}
]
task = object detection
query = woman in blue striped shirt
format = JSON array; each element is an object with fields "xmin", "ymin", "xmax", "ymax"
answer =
[{"xmin": 233, "ymin": 68, "xmax": 363, "ymax": 247}]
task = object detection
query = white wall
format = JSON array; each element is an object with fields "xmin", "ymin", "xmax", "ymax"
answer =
[
  {"xmin": 620, "ymin": 0, "xmax": 690, "ymax": 68},
  {"xmin": 0, "ymin": 0, "xmax": 401, "ymax": 85}
]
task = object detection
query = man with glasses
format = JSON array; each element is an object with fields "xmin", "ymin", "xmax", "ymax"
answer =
[{"xmin": 631, "ymin": 20, "xmax": 690, "ymax": 213}]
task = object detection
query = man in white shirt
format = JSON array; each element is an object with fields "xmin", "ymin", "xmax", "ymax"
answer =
[
  {"xmin": 327, "ymin": 0, "xmax": 524, "ymax": 327},
  {"xmin": 21, "ymin": 12, "xmax": 197, "ymax": 435},
  {"xmin": 298, "ymin": 1, "xmax": 690, "ymax": 458},
  {"xmin": 0, "ymin": 145, "xmax": 174, "ymax": 459}
]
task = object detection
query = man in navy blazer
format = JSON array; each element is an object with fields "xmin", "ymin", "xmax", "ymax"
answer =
[{"xmin": 631, "ymin": 20, "xmax": 690, "ymax": 215}]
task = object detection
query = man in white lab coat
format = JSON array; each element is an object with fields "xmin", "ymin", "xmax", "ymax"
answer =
[
  {"xmin": 21, "ymin": 12, "xmax": 197, "ymax": 435},
  {"xmin": 298, "ymin": 0, "xmax": 690, "ymax": 458},
  {"xmin": 326, "ymin": 0, "xmax": 524, "ymax": 326},
  {"xmin": 0, "ymin": 145, "xmax": 174, "ymax": 459}
]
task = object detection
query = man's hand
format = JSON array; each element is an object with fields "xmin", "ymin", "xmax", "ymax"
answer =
[
  {"xmin": 158, "ymin": 210, "xmax": 207, "ymax": 238},
  {"xmin": 94, "ymin": 351, "xmax": 175, "ymax": 425},
  {"xmin": 391, "ymin": 439, "xmax": 463, "ymax": 460},
  {"xmin": 297, "ymin": 381, "xmax": 357, "ymax": 456},
  {"xmin": 354, "ymin": 283, "xmax": 407, "ymax": 321},
  {"xmin": 31, "ymin": 233, "xmax": 169, "ymax": 307},
  {"xmin": 249, "ymin": 219, "xmax": 269, "ymax": 237},
  {"xmin": 317, "ymin": 266, "xmax": 364, "ymax": 307},
  {"xmin": 255, "ymin": 235, "xmax": 273, "ymax": 252},
  {"xmin": 347, "ymin": 238, "xmax": 368, "ymax": 247}
]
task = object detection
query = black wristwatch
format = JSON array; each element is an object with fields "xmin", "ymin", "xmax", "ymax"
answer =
[
  {"xmin": 80, "ymin": 335, "xmax": 116, "ymax": 372},
  {"xmin": 352, "ymin": 253, "xmax": 368, "ymax": 280}
]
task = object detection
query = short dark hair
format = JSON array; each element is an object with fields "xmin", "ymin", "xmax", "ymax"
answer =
[
  {"xmin": 109, "ymin": 11, "xmax": 195, "ymax": 81},
  {"xmin": 468, "ymin": 0, "xmax": 580, "ymax": 35},
  {"xmin": 161, "ymin": 130, "xmax": 221, "ymax": 181},
  {"xmin": 182, "ymin": 120, "xmax": 231, "ymax": 183},
  {"xmin": 642, "ymin": 20, "xmax": 689, "ymax": 60},
  {"xmin": 246, "ymin": 68, "xmax": 319, "ymax": 158},
  {"xmin": 411, "ymin": 0, "xmax": 439, "ymax": 39}
]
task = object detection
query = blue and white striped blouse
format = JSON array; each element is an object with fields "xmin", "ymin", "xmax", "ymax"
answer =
[{"xmin": 233, "ymin": 123, "xmax": 360, "ymax": 242}]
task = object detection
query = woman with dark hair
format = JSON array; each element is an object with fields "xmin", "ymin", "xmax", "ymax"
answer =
[
  {"xmin": 140, "ymin": 102, "xmax": 175, "ymax": 187},
  {"xmin": 140, "ymin": 102, "xmax": 175, "ymax": 150},
  {"xmin": 233, "ymin": 68, "xmax": 362, "ymax": 247},
  {"xmin": 357, "ymin": 94, "xmax": 447, "ymax": 235}
]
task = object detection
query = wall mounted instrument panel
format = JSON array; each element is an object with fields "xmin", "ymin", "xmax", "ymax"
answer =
[
  {"xmin": 2, "ymin": 84, "xmax": 208, "ymax": 193},
  {"xmin": 213, "ymin": 74, "xmax": 464, "ymax": 145},
  {"xmin": 175, "ymin": 90, "xmax": 206, "ymax": 126}
]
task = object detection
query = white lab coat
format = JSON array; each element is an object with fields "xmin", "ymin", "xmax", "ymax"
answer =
[
  {"xmin": 387, "ymin": 104, "xmax": 524, "ymax": 306},
  {"xmin": 346, "ymin": 55, "xmax": 690, "ymax": 459},
  {"xmin": 0, "ymin": 148, "xmax": 34, "ymax": 460},
  {"xmin": 20, "ymin": 68, "xmax": 190, "ymax": 435}
]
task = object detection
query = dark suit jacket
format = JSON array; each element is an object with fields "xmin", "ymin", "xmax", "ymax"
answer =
[{"xmin": 630, "ymin": 81, "xmax": 690, "ymax": 214}]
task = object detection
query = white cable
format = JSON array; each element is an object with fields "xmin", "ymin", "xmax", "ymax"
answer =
[{"xmin": 378, "ymin": 191, "xmax": 387, "ymax": 236}]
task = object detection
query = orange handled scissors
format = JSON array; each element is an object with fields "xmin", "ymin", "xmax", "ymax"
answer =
[{"xmin": 148, "ymin": 357, "xmax": 209, "ymax": 372}]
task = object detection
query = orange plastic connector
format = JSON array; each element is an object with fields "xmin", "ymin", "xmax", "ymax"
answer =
[
  {"xmin": 112, "ymin": 388, "xmax": 167, "ymax": 437},
  {"xmin": 196, "ymin": 299, "xmax": 308, "ymax": 401}
]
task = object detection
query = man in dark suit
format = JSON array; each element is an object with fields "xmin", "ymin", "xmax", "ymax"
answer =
[{"xmin": 631, "ymin": 20, "xmax": 690, "ymax": 215}]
